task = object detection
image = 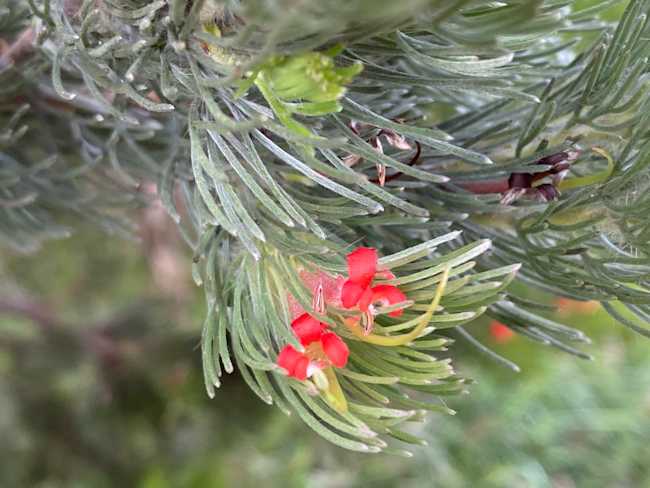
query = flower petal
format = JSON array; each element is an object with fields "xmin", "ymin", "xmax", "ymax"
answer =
[
  {"xmin": 346, "ymin": 247, "xmax": 377, "ymax": 286},
  {"xmin": 291, "ymin": 313, "xmax": 326, "ymax": 345},
  {"xmin": 293, "ymin": 356, "xmax": 311, "ymax": 380},
  {"xmin": 533, "ymin": 183, "xmax": 560, "ymax": 202},
  {"xmin": 371, "ymin": 284, "xmax": 407, "ymax": 317},
  {"xmin": 321, "ymin": 332, "xmax": 349, "ymax": 368},
  {"xmin": 357, "ymin": 285, "xmax": 374, "ymax": 313},
  {"xmin": 341, "ymin": 279, "xmax": 366, "ymax": 308},
  {"xmin": 381, "ymin": 130, "xmax": 412, "ymax": 150},
  {"xmin": 508, "ymin": 172, "xmax": 533, "ymax": 189},
  {"xmin": 277, "ymin": 345, "xmax": 303, "ymax": 374},
  {"xmin": 277, "ymin": 345, "xmax": 311, "ymax": 380}
]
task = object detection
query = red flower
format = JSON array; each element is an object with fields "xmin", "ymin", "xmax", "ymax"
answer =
[
  {"xmin": 341, "ymin": 247, "xmax": 406, "ymax": 318},
  {"xmin": 277, "ymin": 312, "xmax": 349, "ymax": 380},
  {"xmin": 489, "ymin": 321, "xmax": 515, "ymax": 343}
]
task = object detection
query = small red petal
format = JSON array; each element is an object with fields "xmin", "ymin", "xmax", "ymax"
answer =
[
  {"xmin": 321, "ymin": 332, "xmax": 349, "ymax": 368},
  {"xmin": 346, "ymin": 247, "xmax": 377, "ymax": 287},
  {"xmin": 357, "ymin": 286, "xmax": 374, "ymax": 313},
  {"xmin": 291, "ymin": 313, "xmax": 327, "ymax": 346},
  {"xmin": 277, "ymin": 345, "xmax": 304, "ymax": 375},
  {"xmin": 341, "ymin": 279, "xmax": 366, "ymax": 308},
  {"xmin": 371, "ymin": 284, "xmax": 407, "ymax": 317},
  {"xmin": 292, "ymin": 356, "xmax": 311, "ymax": 380},
  {"xmin": 489, "ymin": 321, "xmax": 514, "ymax": 343}
]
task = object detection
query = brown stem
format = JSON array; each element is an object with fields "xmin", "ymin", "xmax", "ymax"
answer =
[{"xmin": 457, "ymin": 178, "xmax": 510, "ymax": 194}]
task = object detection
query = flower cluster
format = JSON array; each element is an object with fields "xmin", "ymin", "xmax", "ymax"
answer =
[
  {"xmin": 276, "ymin": 246, "xmax": 409, "ymax": 395},
  {"xmin": 341, "ymin": 247, "xmax": 407, "ymax": 332},
  {"xmin": 277, "ymin": 313, "xmax": 349, "ymax": 381}
]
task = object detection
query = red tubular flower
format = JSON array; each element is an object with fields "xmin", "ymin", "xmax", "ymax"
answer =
[
  {"xmin": 341, "ymin": 246, "xmax": 407, "ymax": 318},
  {"xmin": 489, "ymin": 321, "xmax": 515, "ymax": 344},
  {"xmin": 277, "ymin": 313, "xmax": 349, "ymax": 381}
]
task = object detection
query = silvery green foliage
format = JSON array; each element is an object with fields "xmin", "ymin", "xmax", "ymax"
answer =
[{"xmin": 1, "ymin": 0, "xmax": 649, "ymax": 451}]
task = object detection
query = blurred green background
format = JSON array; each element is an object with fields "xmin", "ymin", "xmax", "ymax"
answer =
[{"xmin": 1, "ymin": 207, "xmax": 649, "ymax": 488}]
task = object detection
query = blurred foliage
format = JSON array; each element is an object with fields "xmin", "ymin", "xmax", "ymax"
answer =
[
  {"xmin": 411, "ymin": 325, "xmax": 650, "ymax": 488},
  {"xmin": 1, "ymin": 223, "xmax": 648, "ymax": 487}
]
